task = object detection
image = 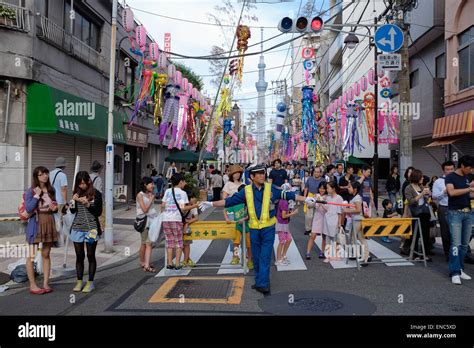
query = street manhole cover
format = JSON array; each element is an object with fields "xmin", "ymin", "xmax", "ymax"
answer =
[
  {"xmin": 149, "ymin": 277, "xmax": 245, "ymax": 304},
  {"xmin": 258, "ymin": 290, "xmax": 377, "ymax": 315},
  {"xmin": 0, "ymin": 272, "xmax": 10, "ymax": 285},
  {"xmin": 167, "ymin": 279, "xmax": 232, "ymax": 299}
]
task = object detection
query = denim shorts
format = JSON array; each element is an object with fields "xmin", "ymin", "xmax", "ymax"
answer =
[{"xmin": 70, "ymin": 229, "xmax": 100, "ymax": 243}]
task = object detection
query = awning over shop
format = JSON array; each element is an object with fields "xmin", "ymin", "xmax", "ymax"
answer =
[
  {"xmin": 347, "ymin": 155, "xmax": 367, "ymax": 165},
  {"xmin": 26, "ymin": 82, "xmax": 126, "ymax": 144},
  {"xmin": 423, "ymin": 136, "xmax": 463, "ymax": 148},
  {"xmin": 165, "ymin": 150, "xmax": 199, "ymax": 164},
  {"xmin": 433, "ymin": 111, "xmax": 474, "ymax": 139}
]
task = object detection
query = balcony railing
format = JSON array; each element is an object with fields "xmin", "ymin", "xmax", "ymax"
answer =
[
  {"xmin": 0, "ymin": 1, "xmax": 30, "ymax": 32},
  {"xmin": 37, "ymin": 15, "xmax": 106, "ymax": 72}
]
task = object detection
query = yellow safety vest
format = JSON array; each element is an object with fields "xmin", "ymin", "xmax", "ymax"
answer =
[{"xmin": 245, "ymin": 183, "xmax": 276, "ymax": 229}]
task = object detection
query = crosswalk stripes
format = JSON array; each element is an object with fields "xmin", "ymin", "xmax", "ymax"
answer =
[
  {"xmin": 365, "ymin": 239, "xmax": 414, "ymax": 266},
  {"xmin": 155, "ymin": 240, "xmax": 213, "ymax": 277},
  {"xmin": 217, "ymin": 247, "xmax": 245, "ymax": 274},
  {"xmin": 313, "ymin": 236, "xmax": 358, "ymax": 269},
  {"xmin": 272, "ymin": 239, "xmax": 307, "ymax": 271},
  {"xmin": 155, "ymin": 235, "xmax": 415, "ymax": 276}
]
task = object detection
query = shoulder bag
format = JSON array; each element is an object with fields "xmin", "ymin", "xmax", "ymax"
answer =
[
  {"xmin": 408, "ymin": 185, "xmax": 431, "ymax": 217},
  {"xmin": 134, "ymin": 193, "xmax": 148, "ymax": 233},
  {"xmin": 172, "ymin": 188, "xmax": 190, "ymax": 223}
]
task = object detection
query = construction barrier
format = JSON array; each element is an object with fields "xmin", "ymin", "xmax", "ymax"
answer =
[
  {"xmin": 165, "ymin": 220, "xmax": 249, "ymax": 274},
  {"xmin": 362, "ymin": 218, "xmax": 412, "ymax": 238},
  {"xmin": 357, "ymin": 217, "xmax": 426, "ymax": 269}
]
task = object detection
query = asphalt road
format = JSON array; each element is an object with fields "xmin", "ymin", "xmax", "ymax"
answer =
[{"xmin": 1, "ymin": 207, "xmax": 473, "ymax": 316}]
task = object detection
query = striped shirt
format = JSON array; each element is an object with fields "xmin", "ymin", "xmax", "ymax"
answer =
[{"xmin": 72, "ymin": 200, "xmax": 98, "ymax": 232}]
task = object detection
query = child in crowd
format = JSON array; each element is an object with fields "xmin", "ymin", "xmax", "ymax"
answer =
[
  {"xmin": 275, "ymin": 197, "xmax": 299, "ymax": 266},
  {"xmin": 182, "ymin": 196, "xmax": 199, "ymax": 267},
  {"xmin": 323, "ymin": 182, "xmax": 344, "ymax": 263},
  {"xmin": 381, "ymin": 198, "xmax": 398, "ymax": 243},
  {"xmin": 342, "ymin": 182, "xmax": 370, "ymax": 266},
  {"xmin": 226, "ymin": 185, "xmax": 253, "ymax": 269},
  {"xmin": 306, "ymin": 182, "xmax": 328, "ymax": 260}
]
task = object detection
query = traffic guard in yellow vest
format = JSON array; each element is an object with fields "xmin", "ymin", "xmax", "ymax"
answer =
[{"xmin": 200, "ymin": 165, "xmax": 315, "ymax": 294}]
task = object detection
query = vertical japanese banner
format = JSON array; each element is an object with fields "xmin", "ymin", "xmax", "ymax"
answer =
[
  {"xmin": 378, "ymin": 111, "xmax": 399, "ymax": 144},
  {"xmin": 164, "ymin": 33, "xmax": 171, "ymax": 58}
]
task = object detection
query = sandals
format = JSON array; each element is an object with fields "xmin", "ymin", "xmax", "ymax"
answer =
[{"xmin": 143, "ymin": 265, "xmax": 157, "ymax": 273}]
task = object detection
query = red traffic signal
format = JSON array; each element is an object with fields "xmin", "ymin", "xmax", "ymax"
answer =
[
  {"xmin": 277, "ymin": 16, "xmax": 324, "ymax": 33},
  {"xmin": 311, "ymin": 16, "xmax": 323, "ymax": 32}
]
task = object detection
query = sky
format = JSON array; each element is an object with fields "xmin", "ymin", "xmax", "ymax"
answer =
[{"xmin": 124, "ymin": 0, "xmax": 327, "ymax": 131}]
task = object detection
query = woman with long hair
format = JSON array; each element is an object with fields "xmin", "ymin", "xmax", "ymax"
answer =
[
  {"xmin": 136, "ymin": 176, "xmax": 158, "ymax": 272},
  {"xmin": 404, "ymin": 169, "xmax": 433, "ymax": 261},
  {"xmin": 69, "ymin": 171, "xmax": 103, "ymax": 293},
  {"xmin": 24, "ymin": 166, "xmax": 58, "ymax": 294}
]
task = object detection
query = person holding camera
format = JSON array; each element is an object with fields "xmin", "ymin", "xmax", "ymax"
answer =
[{"xmin": 69, "ymin": 171, "xmax": 103, "ymax": 293}]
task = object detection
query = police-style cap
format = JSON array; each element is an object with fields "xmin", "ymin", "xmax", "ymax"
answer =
[{"xmin": 249, "ymin": 164, "xmax": 266, "ymax": 174}]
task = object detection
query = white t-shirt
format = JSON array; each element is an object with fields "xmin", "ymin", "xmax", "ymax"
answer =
[
  {"xmin": 50, "ymin": 168, "xmax": 68, "ymax": 204},
  {"xmin": 222, "ymin": 181, "xmax": 241, "ymax": 196},
  {"xmin": 162, "ymin": 187, "xmax": 189, "ymax": 222}
]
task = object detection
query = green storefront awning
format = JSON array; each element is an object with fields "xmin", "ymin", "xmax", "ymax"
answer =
[
  {"xmin": 26, "ymin": 82, "xmax": 126, "ymax": 144},
  {"xmin": 165, "ymin": 150, "xmax": 199, "ymax": 164}
]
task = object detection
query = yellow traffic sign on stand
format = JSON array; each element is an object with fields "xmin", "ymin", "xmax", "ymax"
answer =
[
  {"xmin": 183, "ymin": 221, "xmax": 238, "ymax": 240},
  {"xmin": 362, "ymin": 218, "xmax": 412, "ymax": 238}
]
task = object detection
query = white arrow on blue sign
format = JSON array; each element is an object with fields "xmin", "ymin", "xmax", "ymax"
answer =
[{"xmin": 374, "ymin": 24, "xmax": 404, "ymax": 53}]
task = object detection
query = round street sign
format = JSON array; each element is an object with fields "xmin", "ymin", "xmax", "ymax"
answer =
[{"xmin": 374, "ymin": 24, "xmax": 404, "ymax": 53}]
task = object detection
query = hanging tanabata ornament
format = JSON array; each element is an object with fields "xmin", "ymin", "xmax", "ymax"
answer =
[
  {"xmin": 236, "ymin": 25, "xmax": 251, "ymax": 82},
  {"xmin": 363, "ymin": 92, "xmax": 376, "ymax": 144},
  {"xmin": 301, "ymin": 87, "xmax": 318, "ymax": 145},
  {"xmin": 342, "ymin": 102, "xmax": 364, "ymax": 155}
]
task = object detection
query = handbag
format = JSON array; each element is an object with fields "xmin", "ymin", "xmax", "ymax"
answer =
[
  {"xmin": 134, "ymin": 215, "xmax": 147, "ymax": 233},
  {"xmin": 172, "ymin": 188, "xmax": 190, "ymax": 223},
  {"xmin": 336, "ymin": 226, "xmax": 347, "ymax": 246},
  {"xmin": 82, "ymin": 203, "xmax": 99, "ymax": 244}
]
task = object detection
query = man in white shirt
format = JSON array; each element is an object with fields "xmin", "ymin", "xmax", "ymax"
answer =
[
  {"xmin": 50, "ymin": 157, "xmax": 68, "ymax": 211},
  {"xmin": 432, "ymin": 160, "xmax": 455, "ymax": 260}
]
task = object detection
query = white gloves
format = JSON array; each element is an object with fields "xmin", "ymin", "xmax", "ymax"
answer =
[{"xmin": 199, "ymin": 201, "xmax": 213, "ymax": 211}]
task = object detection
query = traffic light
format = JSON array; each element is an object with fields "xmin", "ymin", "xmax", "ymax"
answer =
[{"xmin": 278, "ymin": 16, "xmax": 324, "ymax": 33}]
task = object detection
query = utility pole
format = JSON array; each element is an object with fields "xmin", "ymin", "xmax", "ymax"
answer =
[
  {"xmin": 373, "ymin": 16, "xmax": 380, "ymax": 213},
  {"xmin": 396, "ymin": 1, "xmax": 412, "ymax": 184},
  {"xmin": 104, "ymin": 0, "xmax": 117, "ymax": 253}
]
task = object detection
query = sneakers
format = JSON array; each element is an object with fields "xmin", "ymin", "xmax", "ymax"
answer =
[
  {"xmin": 275, "ymin": 259, "xmax": 289, "ymax": 266},
  {"xmin": 231, "ymin": 256, "xmax": 240, "ymax": 265},
  {"xmin": 283, "ymin": 256, "xmax": 290, "ymax": 264},
  {"xmin": 73, "ymin": 280, "xmax": 83, "ymax": 292},
  {"xmin": 452, "ymin": 275, "xmax": 462, "ymax": 285},
  {"xmin": 381, "ymin": 237, "xmax": 392, "ymax": 243},
  {"xmin": 247, "ymin": 260, "xmax": 254, "ymax": 270},
  {"xmin": 306, "ymin": 253, "xmax": 311, "ymax": 260},
  {"xmin": 82, "ymin": 281, "xmax": 95, "ymax": 293},
  {"xmin": 318, "ymin": 251, "xmax": 325, "ymax": 259},
  {"xmin": 460, "ymin": 270, "xmax": 472, "ymax": 280}
]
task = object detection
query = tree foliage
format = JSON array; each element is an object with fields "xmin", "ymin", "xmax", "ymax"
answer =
[
  {"xmin": 207, "ymin": 0, "xmax": 258, "ymax": 89},
  {"xmin": 171, "ymin": 61, "xmax": 204, "ymax": 91}
]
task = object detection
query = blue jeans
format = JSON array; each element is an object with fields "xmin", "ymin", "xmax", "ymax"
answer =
[
  {"xmin": 388, "ymin": 191, "xmax": 398, "ymax": 208},
  {"xmin": 447, "ymin": 210, "xmax": 472, "ymax": 276},
  {"xmin": 249, "ymin": 225, "xmax": 275, "ymax": 288}
]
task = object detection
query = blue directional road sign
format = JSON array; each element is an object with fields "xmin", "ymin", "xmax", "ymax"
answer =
[{"xmin": 374, "ymin": 24, "xmax": 404, "ymax": 53}]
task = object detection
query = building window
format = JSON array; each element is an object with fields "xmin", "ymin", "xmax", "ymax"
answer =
[
  {"xmin": 435, "ymin": 53, "xmax": 445, "ymax": 78},
  {"xmin": 118, "ymin": 52, "xmax": 137, "ymax": 101},
  {"xmin": 64, "ymin": 2, "xmax": 100, "ymax": 51},
  {"xmin": 409, "ymin": 69, "xmax": 419, "ymax": 88},
  {"xmin": 458, "ymin": 26, "xmax": 474, "ymax": 90}
]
